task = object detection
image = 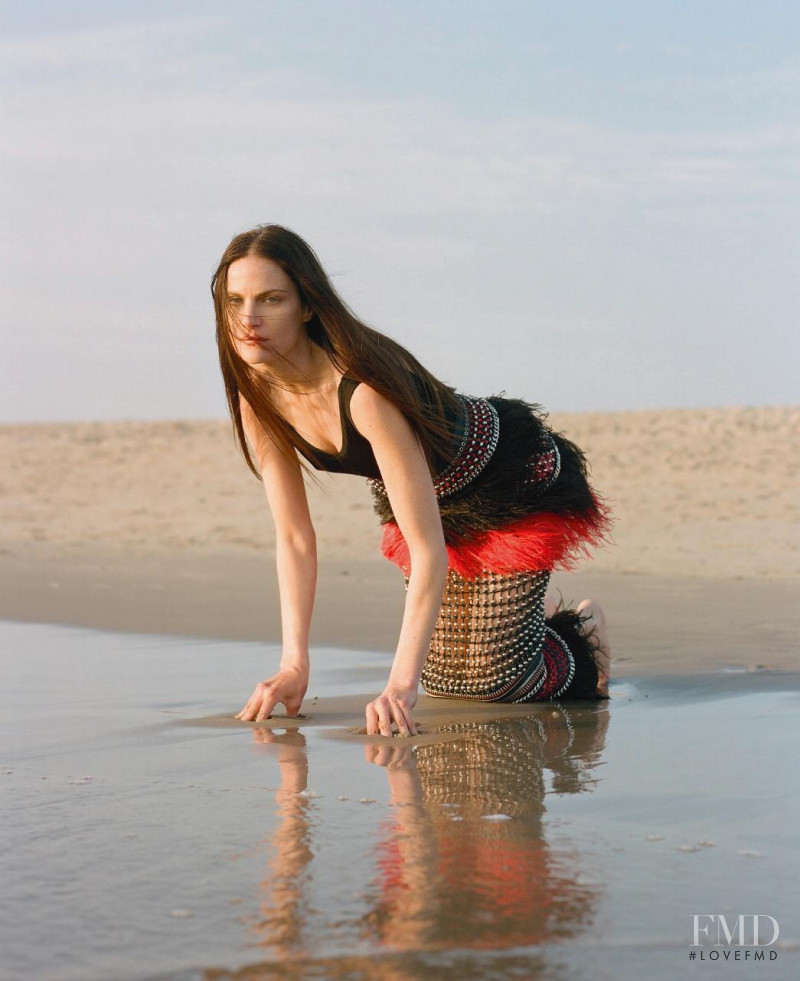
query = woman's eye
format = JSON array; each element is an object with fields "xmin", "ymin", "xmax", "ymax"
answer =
[{"xmin": 229, "ymin": 297, "xmax": 242, "ymax": 306}]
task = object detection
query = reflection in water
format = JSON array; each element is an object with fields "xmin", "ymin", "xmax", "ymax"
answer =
[
  {"xmin": 249, "ymin": 728, "xmax": 314, "ymax": 956},
  {"xmin": 237, "ymin": 705, "xmax": 609, "ymax": 974},
  {"xmin": 362, "ymin": 708, "xmax": 609, "ymax": 954}
]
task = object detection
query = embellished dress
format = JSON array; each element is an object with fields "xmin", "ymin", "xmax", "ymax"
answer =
[{"xmin": 290, "ymin": 377, "xmax": 611, "ymax": 702}]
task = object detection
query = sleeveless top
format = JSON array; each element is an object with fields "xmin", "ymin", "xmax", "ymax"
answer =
[
  {"xmin": 287, "ymin": 376, "xmax": 382, "ymax": 479},
  {"xmin": 287, "ymin": 376, "xmax": 510, "ymax": 502}
]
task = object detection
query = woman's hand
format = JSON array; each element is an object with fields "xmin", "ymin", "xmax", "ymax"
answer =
[
  {"xmin": 235, "ymin": 666, "xmax": 308, "ymax": 722},
  {"xmin": 365, "ymin": 684, "xmax": 418, "ymax": 737}
]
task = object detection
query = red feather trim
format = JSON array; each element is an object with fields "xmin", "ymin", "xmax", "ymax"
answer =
[{"xmin": 381, "ymin": 499, "xmax": 611, "ymax": 577}]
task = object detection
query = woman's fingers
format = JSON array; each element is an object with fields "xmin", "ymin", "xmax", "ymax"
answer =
[
  {"xmin": 237, "ymin": 694, "xmax": 260, "ymax": 720},
  {"xmin": 235, "ymin": 698, "xmax": 256, "ymax": 721},
  {"xmin": 391, "ymin": 699, "xmax": 410, "ymax": 737},
  {"xmin": 401, "ymin": 711, "xmax": 417, "ymax": 737},
  {"xmin": 378, "ymin": 702, "xmax": 394, "ymax": 737},
  {"xmin": 283, "ymin": 695, "xmax": 303, "ymax": 717},
  {"xmin": 255, "ymin": 695, "xmax": 276, "ymax": 722},
  {"xmin": 385, "ymin": 695, "xmax": 416, "ymax": 737},
  {"xmin": 236, "ymin": 681, "xmax": 277, "ymax": 722},
  {"xmin": 364, "ymin": 701, "xmax": 380, "ymax": 736},
  {"xmin": 239, "ymin": 684, "xmax": 265, "ymax": 721},
  {"xmin": 365, "ymin": 700, "xmax": 387, "ymax": 736},
  {"xmin": 254, "ymin": 681, "xmax": 281, "ymax": 722},
  {"xmin": 365, "ymin": 695, "xmax": 417, "ymax": 737}
]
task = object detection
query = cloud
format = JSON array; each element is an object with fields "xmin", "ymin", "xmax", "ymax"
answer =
[
  {"xmin": 5, "ymin": 73, "xmax": 794, "ymax": 224},
  {"xmin": 0, "ymin": 16, "xmax": 219, "ymax": 74},
  {"xmin": 651, "ymin": 158, "xmax": 739, "ymax": 185},
  {"xmin": 2, "ymin": 14, "xmax": 797, "ymax": 224}
]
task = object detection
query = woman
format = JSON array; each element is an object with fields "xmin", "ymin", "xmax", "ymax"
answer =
[{"xmin": 214, "ymin": 225, "xmax": 611, "ymax": 737}]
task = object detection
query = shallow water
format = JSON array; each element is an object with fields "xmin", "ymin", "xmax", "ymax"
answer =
[{"xmin": 2, "ymin": 620, "xmax": 799, "ymax": 981}]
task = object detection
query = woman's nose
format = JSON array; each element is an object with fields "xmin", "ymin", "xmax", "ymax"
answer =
[{"xmin": 240, "ymin": 306, "xmax": 263, "ymax": 323}]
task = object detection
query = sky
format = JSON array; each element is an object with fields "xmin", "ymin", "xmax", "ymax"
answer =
[{"xmin": 1, "ymin": 0, "xmax": 798, "ymax": 421}]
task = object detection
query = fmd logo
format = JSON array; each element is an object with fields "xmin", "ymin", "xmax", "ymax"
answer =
[{"xmin": 689, "ymin": 915, "xmax": 780, "ymax": 964}]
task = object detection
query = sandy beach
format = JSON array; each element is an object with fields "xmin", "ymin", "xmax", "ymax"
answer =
[
  {"xmin": 2, "ymin": 405, "xmax": 799, "ymax": 980},
  {"xmin": 2, "ymin": 404, "xmax": 798, "ymax": 668}
]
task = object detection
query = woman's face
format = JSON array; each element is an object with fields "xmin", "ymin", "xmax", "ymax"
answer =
[{"xmin": 226, "ymin": 254, "xmax": 312, "ymax": 370}]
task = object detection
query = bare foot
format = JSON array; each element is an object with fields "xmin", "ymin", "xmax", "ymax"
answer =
[{"xmin": 576, "ymin": 599, "xmax": 610, "ymax": 697}]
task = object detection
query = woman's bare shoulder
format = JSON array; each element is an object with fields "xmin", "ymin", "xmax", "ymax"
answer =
[
  {"xmin": 240, "ymin": 396, "xmax": 300, "ymax": 474},
  {"xmin": 349, "ymin": 381, "xmax": 405, "ymax": 430}
]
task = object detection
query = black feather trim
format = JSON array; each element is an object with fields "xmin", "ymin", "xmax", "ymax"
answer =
[
  {"xmin": 546, "ymin": 609, "xmax": 607, "ymax": 701},
  {"xmin": 372, "ymin": 395, "xmax": 604, "ymax": 545}
]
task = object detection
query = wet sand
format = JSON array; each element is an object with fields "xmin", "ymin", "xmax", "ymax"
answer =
[
  {"xmin": 3, "ymin": 620, "xmax": 799, "ymax": 981},
  {"xmin": 2, "ymin": 544, "xmax": 799, "ymax": 679}
]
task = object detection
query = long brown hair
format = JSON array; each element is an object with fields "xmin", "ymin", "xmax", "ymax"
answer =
[{"xmin": 211, "ymin": 224, "xmax": 462, "ymax": 479}]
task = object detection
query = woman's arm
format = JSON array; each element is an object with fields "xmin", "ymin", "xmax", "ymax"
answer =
[
  {"xmin": 349, "ymin": 384, "xmax": 449, "ymax": 737},
  {"xmin": 235, "ymin": 398, "xmax": 317, "ymax": 722}
]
